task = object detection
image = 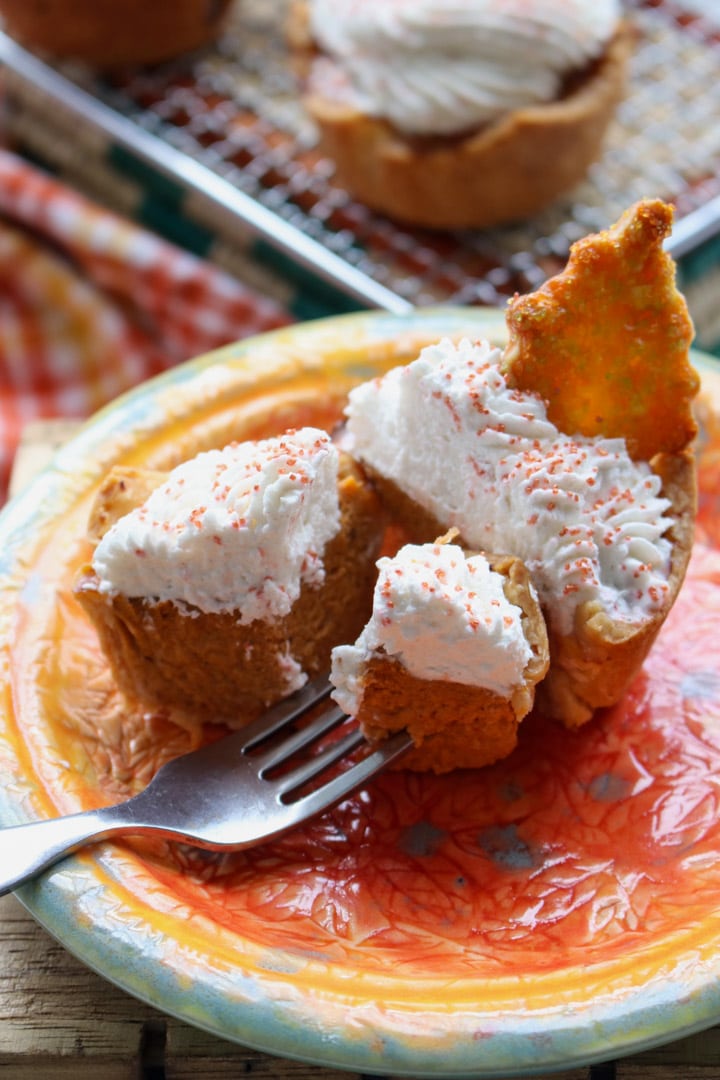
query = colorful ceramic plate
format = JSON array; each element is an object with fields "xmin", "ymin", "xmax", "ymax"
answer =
[{"xmin": 2, "ymin": 308, "xmax": 720, "ymax": 1078}]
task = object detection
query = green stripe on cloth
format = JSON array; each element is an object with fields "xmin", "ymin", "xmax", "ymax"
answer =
[
  {"xmin": 137, "ymin": 194, "xmax": 214, "ymax": 258},
  {"xmin": 107, "ymin": 144, "xmax": 186, "ymax": 208},
  {"xmin": 678, "ymin": 239, "xmax": 720, "ymax": 357},
  {"xmin": 252, "ymin": 240, "xmax": 365, "ymax": 320}
]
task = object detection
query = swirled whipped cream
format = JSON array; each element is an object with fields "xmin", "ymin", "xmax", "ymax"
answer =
[
  {"xmin": 307, "ymin": 0, "xmax": 621, "ymax": 136},
  {"xmin": 345, "ymin": 339, "xmax": 674, "ymax": 637},
  {"xmin": 331, "ymin": 541, "xmax": 532, "ymax": 715},
  {"xmin": 91, "ymin": 428, "xmax": 341, "ymax": 623}
]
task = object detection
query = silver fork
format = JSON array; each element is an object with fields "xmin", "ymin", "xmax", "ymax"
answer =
[{"xmin": 0, "ymin": 675, "xmax": 412, "ymax": 896}]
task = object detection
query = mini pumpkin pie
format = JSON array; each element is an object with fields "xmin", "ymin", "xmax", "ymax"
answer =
[
  {"xmin": 0, "ymin": 0, "xmax": 232, "ymax": 67},
  {"xmin": 75, "ymin": 427, "xmax": 385, "ymax": 728},
  {"xmin": 331, "ymin": 538, "xmax": 549, "ymax": 773},
  {"xmin": 341, "ymin": 201, "xmax": 698, "ymax": 726},
  {"xmin": 290, "ymin": 0, "xmax": 632, "ymax": 228}
]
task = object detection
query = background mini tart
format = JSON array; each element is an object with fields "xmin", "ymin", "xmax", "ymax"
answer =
[
  {"xmin": 0, "ymin": 0, "xmax": 233, "ymax": 67},
  {"xmin": 290, "ymin": 0, "xmax": 631, "ymax": 228}
]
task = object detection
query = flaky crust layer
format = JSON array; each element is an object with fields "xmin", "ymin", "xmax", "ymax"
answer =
[
  {"xmin": 355, "ymin": 552, "xmax": 549, "ymax": 773},
  {"xmin": 75, "ymin": 455, "xmax": 385, "ymax": 727},
  {"xmin": 86, "ymin": 467, "xmax": 167, "ymax": 544},
  {"xmin": 299, "ymin": 24, "xmax": 632, "ymax": 229}
]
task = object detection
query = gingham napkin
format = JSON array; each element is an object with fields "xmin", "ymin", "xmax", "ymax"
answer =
[{"xmin": 0, "ymin": 150, "xmax": 291, "ymax": 504}]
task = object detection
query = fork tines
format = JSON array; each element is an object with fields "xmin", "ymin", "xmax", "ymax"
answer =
[{"xmin": 238, "ymin": 674, "xmax": 412, "ymax": 807}]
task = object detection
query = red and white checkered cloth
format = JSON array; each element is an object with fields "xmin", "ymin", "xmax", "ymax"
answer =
[{"xmin": 0, "ymin": 149, "xmax": 291, "ymax": 504}]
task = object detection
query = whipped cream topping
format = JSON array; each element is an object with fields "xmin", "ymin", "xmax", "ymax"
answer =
[
  {"xmin": 307, "ymin": 0, "xmax": 620, "ymax": 136},
  {"xmin": 345, "ymin": 339, "xmax": 674, "ymax": 637},
  {"xmin": 331, "ymin": 541, "xmax": 532, "ymax": 715},
  {"xmin": 91, "ymin": 428, "xmax": 341, "ymax": 623}
]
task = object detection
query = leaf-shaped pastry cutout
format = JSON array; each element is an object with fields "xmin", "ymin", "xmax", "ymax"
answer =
[{"xmin": 502, "ymin": 199, "xmax": 698, "ymax": 461}]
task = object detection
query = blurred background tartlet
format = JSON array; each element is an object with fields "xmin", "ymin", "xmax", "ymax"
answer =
[
  {"xmin": 289, "ymin": 0, "xmax": 633, "ymax": 229},
  {"xmin": 0, "ymin": 0, "xmax": 233, "ymax": 67}
]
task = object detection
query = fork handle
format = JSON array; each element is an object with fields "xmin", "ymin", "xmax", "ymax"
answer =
[{"xmin": 0, "ymin": 806, "xmax": 131, "ymax": 896}]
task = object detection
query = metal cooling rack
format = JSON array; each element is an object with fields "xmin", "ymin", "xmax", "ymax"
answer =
[{"xmin": 2, "ymin": 0, "xmax": 720, "ymax": 329}]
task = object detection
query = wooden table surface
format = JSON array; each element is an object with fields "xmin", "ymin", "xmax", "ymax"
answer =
[{"xmin": 2, "ymin": 422, "xmax": 720, "ymax": 1080}]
